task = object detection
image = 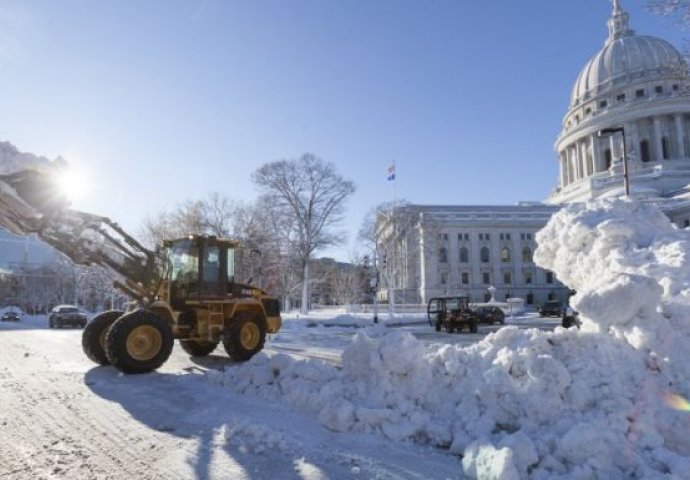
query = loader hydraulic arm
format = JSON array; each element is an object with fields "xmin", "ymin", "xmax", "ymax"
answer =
[{"xmin": 0, "ymin": 169, "xmax": 164, "ymax": 301}]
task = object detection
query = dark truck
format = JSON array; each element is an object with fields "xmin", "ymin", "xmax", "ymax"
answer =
[
  {"xmin": 539, "ymin": 300, "xmax": 563, "ymax": 317},
  {"xmin": 427, "ymin": 296, "xmax": 478, "ymax": 333}
]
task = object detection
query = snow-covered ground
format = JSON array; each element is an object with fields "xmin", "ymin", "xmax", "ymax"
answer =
[
  {"xmin": 0, "ymin": 308, "xmax": 547, "ymax": 480},
  {"xmin": 3, "ymin": 190, "xmax": 690, "ymax": 477}
]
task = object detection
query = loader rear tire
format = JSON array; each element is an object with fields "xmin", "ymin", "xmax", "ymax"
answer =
[
  {"xmin": 106, "ymin": 310, "xmax": 173, "ymax": 374},
  {"xmin": 179, "ymin": 339, "xmax": 219, "ymax": 357},
  {"xmin": 223, "ymin": 312, "xmax": 266, "ymax": 361},
  {"xmin": 82, "ymin": 310, "xmax": 124, "ymax": 365}
]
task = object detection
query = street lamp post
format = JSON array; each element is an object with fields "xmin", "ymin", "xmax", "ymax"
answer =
[{"xmin": 598, "ymin": 126, "xmax": 629, "ymax": 197}]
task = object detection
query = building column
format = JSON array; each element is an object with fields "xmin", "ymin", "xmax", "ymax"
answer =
[
  {"xmin": 591, "ymin": 133, "xmax": 602, "ymax": 173},
  {"xmin": 675, "ymin": 114, "xmax": 685, "ymax": 158},
  {"xmin": 653, "ymin": 116, "xmax": 663, "ymax": 161},
  {"xmin": 560, "ymin": 152, "xmax": 568, "ymax": 186},
  {"xmin": 623, "ymin": 121, "xmax": 637, "ymax": 169}
]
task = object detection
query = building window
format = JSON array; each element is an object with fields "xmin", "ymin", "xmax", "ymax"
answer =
[
  {"xmin": 684, "ymin": 219, "xmax": 690, "ymax": 228},
  {"xmin": 522, "ymin": 246, "xmax": 533, "ymax": 263},
  {"xmin": 479, "ymin": 233, "xmax": 483, "ymax": 241},
  {"xmin": 617, "ymin": 93, "xmax": 626, "ymax": 102},
  {"xmin": 440, "ymin": 270, "xmax": 448, "ymax": 285},
  {"xmin": 458, "ymin": 233, "xmax": 463, "ymax": 241},
  {"xmin": 464, "ymin": 233, "xmax": 469, "ymax": 240},
  {"xmin": 461, "ymin": 272, "xmax": 469, "ymax": 285},
  {"xmin": 524, "ymin": 270, "xmax": 533, "ymax": 284},
  {"xmin": 605, "ymin": 148, "xmax": 612, "ymax": 169},
  {"xmin": 655, "ymin": 85, "xmax": 663, "ymax": 94},
  {"xmin": 640, "ymin": 140, "xmax": 651, "ymax": 162},
  {"xmin": 599, "ymin": 100, "xmax": 608, "ymax": 109},
  {"xmin": 501, "ymin": 247, "xmax": 511, "ymax": 263},
  {"xmin": 585, "ymin": 107, "xmax": 591, "ymax": 115},
  {"xmin": 636, "ymin": 89, "xmax": 645, "ymax": 98},
  {"xmin": 439, "ymin": 247, "xmax": 448, "ymax": 263},
  {"xmin": 482, "ymin": 272, "xmax": 490, "ymax": 284},
  {"xmin": 504, "ymin": 271, "xmax": 512, "ymax": 284},
  {"xmin": 459, "ymin": 247, "xmax": 469, "ymax": 263},
  {"xmin": 480, "ymin": 246, "xmax": 490, "ymax": 263},
  {"xmin": 526, "ymin": 293, "xmax": 534, "ymax": 305},
  {"xmin": 486, "ymin": 233, "xmax": 490, "ymax": 240},
  {"xmin": 673, "ymin": 84, "xmax": 679, "ymax": 91},
  {"xmin": 527, "ymin": 233, "xmax": 532, "ymax": 240},
  {"xmin": 520, "ymin": 233, "xmax": 525, "ymax": 240},
  {"xmin": 546, "ymin": 271, "xmax": 554, "ymax": 284},
  {"xmin": 443, "ymin": 233, "xmax": 448, "ymax": 241},
  {"xmin": 506, "ymin": 233, "xmax": 511, "ymax": 240},
  {"xmin": 499, "ymin": 233, "xmax": 504, "ymax": 240}
]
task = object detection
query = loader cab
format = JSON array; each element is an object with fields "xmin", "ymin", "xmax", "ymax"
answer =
[{"xmin": 165, "ymin": 236, "xmax": 236, "ymax": 308}]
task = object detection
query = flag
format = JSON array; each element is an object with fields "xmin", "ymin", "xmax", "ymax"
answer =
[{"xmin": 387, "ymin": 163, "xmax": 396, "ymax": 181}]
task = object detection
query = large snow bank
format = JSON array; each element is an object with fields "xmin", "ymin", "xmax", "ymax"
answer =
[
  {"xmin": 0, "ymin": 141, "xmax": 64, "ymax": 175},
  {"xmin": 209, "ymin": 199, "xmax": 690, "ymax": 478}
]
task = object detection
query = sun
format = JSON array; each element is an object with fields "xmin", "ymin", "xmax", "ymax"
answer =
[{"xmin": 56, "ymin": 168, "xmax": 89, "ymax": 204}]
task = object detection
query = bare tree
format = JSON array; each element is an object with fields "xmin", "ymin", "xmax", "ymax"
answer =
[
  {"xmin": 252, "ymin": 154, "xmax": 355, "ymax": 313},
  {"xmin": 648, "ymin": 1, "xmax": 690, "ymax": 22},
  {"xmin": 140, "ymin": 193, "xmax": 237, "ymax": 247}
]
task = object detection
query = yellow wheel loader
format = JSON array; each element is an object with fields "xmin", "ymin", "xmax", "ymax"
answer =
[{"xmin": 0, "ymin": 168, "xmax": 281, "ymax": 373}]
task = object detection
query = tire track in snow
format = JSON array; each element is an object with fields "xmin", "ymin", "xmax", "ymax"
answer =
[{"xmin": 0, "ymin": 334, "xmax": 188, "ymax": 480}]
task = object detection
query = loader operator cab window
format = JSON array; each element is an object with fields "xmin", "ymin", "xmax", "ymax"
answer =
[
  {"xmin": 202, "ymin": 245, "xmax": 222, "ymax": 296},
  {"xmin": 227, "ymin": 247, "xmax": 235, "ymax": 289},
  {"xmin": 168, "ymin": 239, "xmax": 200, "ymax": 297}
]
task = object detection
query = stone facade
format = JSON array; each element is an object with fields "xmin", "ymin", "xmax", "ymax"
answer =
[{"xmin": 375, "ymin": 204, "xmax": 567, "ymax": 306}]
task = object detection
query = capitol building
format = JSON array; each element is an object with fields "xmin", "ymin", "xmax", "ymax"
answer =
[{"xmin": 376, "ymin": 0, "xmax": 690, "ymax": 306}]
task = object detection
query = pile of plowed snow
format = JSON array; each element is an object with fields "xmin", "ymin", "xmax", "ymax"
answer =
[
  {"xmin": 208, "ymin": 199, "xmax": 690, "ymax": 479},
  {"xmin": 0, "ymin": 141, "xmax": 63, "ymax": 175}
]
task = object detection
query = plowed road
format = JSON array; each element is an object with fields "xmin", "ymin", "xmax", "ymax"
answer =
[{"xmin": 0, "ymin": 322, "xmax": 461, "ymax": 480}]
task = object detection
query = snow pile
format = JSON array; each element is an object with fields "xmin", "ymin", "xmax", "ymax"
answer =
[
  {"xmin": 208, "ymin": 199, "xmax": 690, "ymax": 478},
  {"xmin": 0, "ymin": 141, "xmax": 64, "ymax": 175}
]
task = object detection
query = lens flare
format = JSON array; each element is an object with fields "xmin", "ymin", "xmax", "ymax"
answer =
[
  {"xmin": 56, "ymin": 169, "xmax": 88, "ymax": 204},
  {"xmin": 664, "ymin": 393, "xmax": 690, "ymax": 412}
]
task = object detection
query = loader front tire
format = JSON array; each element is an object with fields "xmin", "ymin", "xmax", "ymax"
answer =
[
  {"xmin": 82, "ymin": 310, "xmax": 124, "ymax": 365},
  {"xmin": 223, "ymin": 312, "xmax": 266, "ymax": 361},
  {"xmin": 106, "ymin": 310, "xmax": 173, "ymax": 374},
  {"xmin": 179, "ymin": 339, "xmax": 219, "ymax": 357}
]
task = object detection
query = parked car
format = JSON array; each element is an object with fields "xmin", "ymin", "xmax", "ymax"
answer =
[
  {"xmin": 539, "ymin": 300, "xmax": 563, "ymax": 317},
  {"xmin": 1, "ymin": 311, "xmax": 21, "ymax": 322},
  {"xmin": 473, "ymin": 306, "xmax": 505, "ymax": 325},
  {"xmin": 49, "ymin": 305, "xmax": 88, "ymax": 329}
]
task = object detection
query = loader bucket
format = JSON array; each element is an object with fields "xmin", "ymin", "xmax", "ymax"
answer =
[{"xmin": 0, "ymin": 169, "xmax": 69, "ymax": 235}]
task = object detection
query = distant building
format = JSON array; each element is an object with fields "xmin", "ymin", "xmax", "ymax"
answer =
[
  {"xmin": 375, "ymin": 204, "xmax": 565, "ymax": 306},
  {"xmin": 376, "ymin": 1, "xmax": 690, "ymax": 306}
]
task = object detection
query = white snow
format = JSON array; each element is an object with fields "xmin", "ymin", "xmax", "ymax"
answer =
[
  {"xmin": 3, "ymin": 142, "xmax": 690, "ymax": 477},
  {"xmin": 206, "ymin": 198, "xmax": 690, "ymax": 479},
  {"xmin": 0, "ymin": 141, "xmax": 64, "ymax": 175}
]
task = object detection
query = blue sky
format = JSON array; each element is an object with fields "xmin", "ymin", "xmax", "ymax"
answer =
[{"xmin": 0, "ymin": 0, "xmax": 685, "ymax": 259}]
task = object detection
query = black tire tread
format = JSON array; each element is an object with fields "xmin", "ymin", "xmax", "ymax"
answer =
[
  {"xmin": 106, "ymin": 310, "xmax": 173, "ymax": 374},
  {"xmin": 82, "ymin": 310, "xmax": 124, "ymax": 365},
  {"xmin": 223, "ymin": 312, "xmax": 267, "ymax": 361}
]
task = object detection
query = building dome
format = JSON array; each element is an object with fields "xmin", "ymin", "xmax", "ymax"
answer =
[
  {"xmin": 570, "ymin": 0, "xmax": 687, "ymax": 107},
  {"xmin": 571, "ymin": 34, "xmax": 686, "ymax": 107},
  {"xmin": 549, "ymin": 0, "xmax": 690, "ymax": 206}
]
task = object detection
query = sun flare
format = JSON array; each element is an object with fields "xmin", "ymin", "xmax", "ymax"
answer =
[{"xmin": 56, "ymin": 169, "xmax": 89, "ymax": 204}]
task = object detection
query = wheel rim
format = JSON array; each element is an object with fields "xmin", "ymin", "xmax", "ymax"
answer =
[
  {"xmin": 239, "ymin": 322, "xmax": 260, "ymax": 350},
  {"xmin": 126, "ymin": 325, "xmax": 163, "ymax": 361}
]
